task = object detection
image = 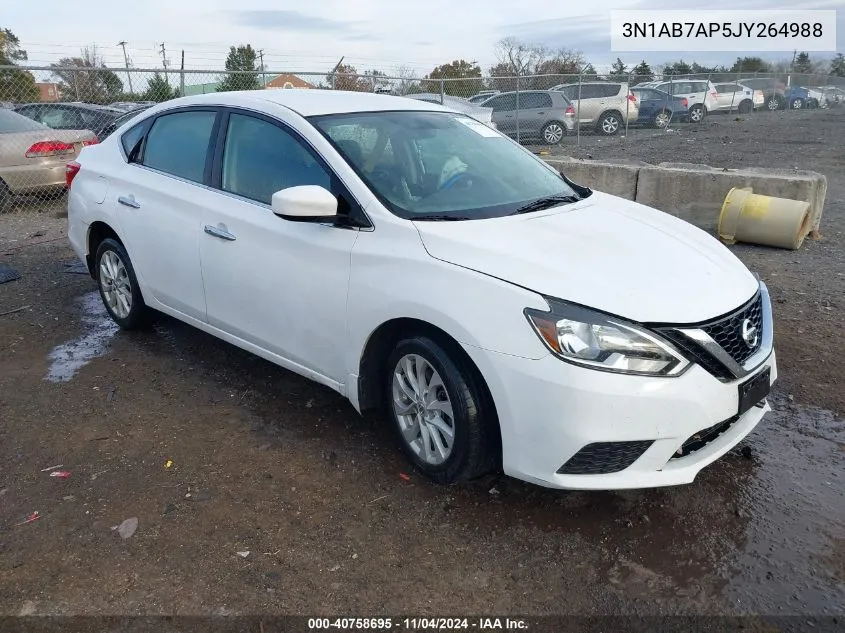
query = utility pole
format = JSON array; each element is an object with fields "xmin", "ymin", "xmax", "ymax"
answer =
[
  {"xmin": 117, "ymin": 40, "xmax": 134, "ymax": 94},
  {"xmin": 180, "ymin": 50, "xmax": 185, "ymax": 97},
  {"xmin": 258, "ymin": 49, "xmax": 266, "ymax": 87}
]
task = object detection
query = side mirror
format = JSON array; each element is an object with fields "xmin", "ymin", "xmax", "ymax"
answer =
[{"xmin": 271, "ymin": 185, "xmax": 338, "ymax": 222}]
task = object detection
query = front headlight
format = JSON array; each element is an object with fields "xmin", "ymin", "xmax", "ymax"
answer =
[{"xmin": 525, "ymin": 299, "xmax": 690, "ymax": 376}]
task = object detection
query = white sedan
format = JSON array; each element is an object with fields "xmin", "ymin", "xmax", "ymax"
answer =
[{"xmin": 67, "ymin": 90, "xmax": 776, "ymax": 490}]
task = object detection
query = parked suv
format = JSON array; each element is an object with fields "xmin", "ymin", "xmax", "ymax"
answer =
[
  {"xmin": 479, "ymin": 90, "xmax": 574, "ymax": 144},
  {"xmin": 549, "ymin": 82, "xmax": 639, "ymax": 135},
  {"xmin": 640, "ymin": 79, "xmax": 719, "ymax": 122}
]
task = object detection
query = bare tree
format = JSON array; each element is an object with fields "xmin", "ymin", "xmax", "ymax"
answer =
[
  {"xmin": 390, "ymin": 65, "xmax": 421, "ymax": 95},
  {"xmin": 493, "ymin": 37, "xmax": 548, "ymax": 76}
]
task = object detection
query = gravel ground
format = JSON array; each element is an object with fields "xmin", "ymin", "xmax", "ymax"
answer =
[{"xmin": 0, "ymin": 107, "xmax": 843, "ymax": 619}]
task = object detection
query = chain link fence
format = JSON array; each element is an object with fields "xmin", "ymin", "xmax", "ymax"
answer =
[{"xmin": 1, "ymin": 64, "xmax": 843, "ymax": 212}]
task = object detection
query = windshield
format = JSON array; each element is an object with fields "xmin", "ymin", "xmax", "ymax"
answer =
[
  {"xmin": 310, "ymin": 111, "xmax": 581, "ymax": 220},
  {"xmin": 0, "ymin": 108, "xmax": 47, "ymax": 133}
]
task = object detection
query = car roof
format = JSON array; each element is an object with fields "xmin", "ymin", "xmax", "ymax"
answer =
[
  {"xmin": 17, "ymin": 102, "xmax": 123, "ymax": 113},
  {"xmin": 163, "ymin": 90, "xmax": 448, "ymax": 117}
]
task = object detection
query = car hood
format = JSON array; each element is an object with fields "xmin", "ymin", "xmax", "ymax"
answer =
[{"xmin": 413, "ymin": 192, "xmax": 759, "ymax": 324}]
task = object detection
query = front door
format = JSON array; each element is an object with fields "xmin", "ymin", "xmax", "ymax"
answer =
[{"xmin": 199, "ymin": 110, "xmax": 360, "ymax": 382}]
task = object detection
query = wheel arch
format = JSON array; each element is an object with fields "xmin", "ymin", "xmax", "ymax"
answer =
[
  {"xmin": 86, "ymin": 221, "xmax": 124, "ymax": 279},
  {"xmin": 358, "ymin": 318, "xmax": 496, "ymax": 413}
]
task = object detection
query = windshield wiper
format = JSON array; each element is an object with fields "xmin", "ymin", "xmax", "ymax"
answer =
[
  {"xmin": 511, "ymin": 195, "xmax": 581, "ymax": 215},
  {"xmin": 411, "ymin": 214, "xmax": 474, "ymax": 221}
]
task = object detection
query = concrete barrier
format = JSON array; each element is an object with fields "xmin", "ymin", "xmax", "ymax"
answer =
[
  {"xmin": 546, "ymin": 157, "xmax": 644, "ymax": 201},
  {"xmin": 544, "ymin": 158, "xmax": 828, "ymax": 236},
  {"xmin": 635, "ymin": 163, "xmax": 828, "ymax": 233}
]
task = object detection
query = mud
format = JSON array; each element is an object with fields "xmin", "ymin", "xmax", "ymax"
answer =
[{"xmin": 0, "ymin": 108, "xmax": 843, "ymax": 616}]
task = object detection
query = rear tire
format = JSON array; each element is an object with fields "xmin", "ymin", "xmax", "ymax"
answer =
[
  {"xmin": 596, "ymin": 111, "xmax": 622, "ymax": 136},
  {"xmin": 94, "ymin": 238, "xmax": 152, "ymax": 330},
  {"xmin": 385, "ymin": 336, "xmax": 497, "ymax": 484},
  {"xmin": 738, "ymin": 100, "xmax": 753, "ymax": 114},
  {"xmin": 689, "ymin": 104, "xmax": 705, "ymax": 123},
  {"xmin": 654, "ymin": 110, "xmax": 672, "ymax": 128},
  {"xmin": 791, "ymin": 98, "xmax": 804, "ymax": 110},
  {"xmin": 765, "ymin": 95, "xmax": 783, "ymax": 111}
]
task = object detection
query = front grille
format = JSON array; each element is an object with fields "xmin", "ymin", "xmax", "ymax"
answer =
[
  {"xmin": 671, "ymin": 415, "xmax": 739, "ymax": 459},
  {"xmin": 701, "ymin": 293, "xmax": 763, "ymax": 365},
  {"xmin": 557, "ymin": 440, "xmax": 654, "ymax": 475},
  {"xmin": 658, "ymin": 329, "xmax": 735, "ymax": 381}
]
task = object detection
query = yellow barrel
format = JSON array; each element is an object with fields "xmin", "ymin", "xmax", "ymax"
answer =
[{"xmin": 718, "ymin": 187, "xmax": 811, "ymax": 250}]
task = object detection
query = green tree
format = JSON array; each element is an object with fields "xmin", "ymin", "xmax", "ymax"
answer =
[
  {"xmin": 793, "ymin": 52, "xmax": 812, "ymax": 73},
  {"xmin": 664, "ymin": 60, "xmax": 692, "ymax": 76},
  {"xmin": 631, "ymin": 60, "xmax": 654, "ymax": 84},
  {"xmin": 51, "ymin": 47, "xmax": 123, "ymax": 103},
  {"xmin": 730, "ymin": 57, "xmax": 770, "ymax": 73},
  {"xmin": 831, "ymin": 53, "xmax": 845, "ymax": 77},
  {"xmin": 217, "ymin": 44, "xmax": 260, "ymax": 92},
  {"xmin": 580, "ymin": 63, "xmax": 598, "ymax": 81},
  {"xmin": 0, "ymin": 27, "xmax": 39, "ymax": 102},
  {"xmin": 610, "ymin": 57, "xmax": 627, "ymax": 78},
  {"xmin": 423, "ymin": 59, "xmax": 482, "ymax": 97},
  {"xmin": 142, "ymin": 72, "xmax": 175, "ymax": 102}
]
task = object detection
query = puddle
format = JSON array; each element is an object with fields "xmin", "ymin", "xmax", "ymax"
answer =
[
  {"xmin": 446, "ymin": 392, "xmax": 845, "ymax": 613},
  {"xmin": 45, "ymin": 292, "xmax": 118, "ymax": 382}
]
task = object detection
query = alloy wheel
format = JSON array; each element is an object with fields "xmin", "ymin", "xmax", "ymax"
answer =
[
  {"xmin": 655, "ymin": 112, "xmax": 670, "ymax": 128},
  {"xmin": 392, "ymin": 354, "xmax": 455, "ymax": 465},
  {"xmin": 99, "ymin": 250, "xmax": 132, "ymax": 319},
  {"xmin": 602, "ymin": 116, "xmax": 620, "ymax": 134},
  {"xmin": 543, "ymin": 123, "xmax": 564, "ymax": 144}
]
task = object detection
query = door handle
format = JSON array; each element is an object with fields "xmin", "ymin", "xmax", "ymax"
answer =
[
  {"xmin": 204, "ymin": 225, "xmax": 237, "ymax": 241},
  {"xmin": 536, "ymin": 111, "xmax": 545, "ymax": 115},
  {"xmin": 117, "ymin": 195, "xmax": 140, "ymax": 209}
]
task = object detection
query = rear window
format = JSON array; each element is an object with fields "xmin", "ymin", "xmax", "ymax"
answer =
[{"xmin": 0, "ymin": 108, "xmax": 46, "ymax": 133}]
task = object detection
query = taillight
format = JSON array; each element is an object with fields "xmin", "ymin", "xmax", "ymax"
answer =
[
  {"xmin": 710, "ymin": 91, "xmax": 718, "ymax": 99},
  {"xmin": 565, "ymin": 105, "xmax": 575, "ymax": 116},
  {"xmin": 65, "ymin": 161, "xmax": 81, "ymax": 188},
  {"xmin": 627, "ymin": 94, "xmax": 637, "ymax": 102},
  {"xmin": 82, "ymin": 137, "xmax": 99, "ymax": 146},
  {"xmin": 25, "ymin": 141, "xmax": 74, "ymax": 158},
  {"xmin": 681, "ymin": 98, "xmax": 689, "ymax": 108}
]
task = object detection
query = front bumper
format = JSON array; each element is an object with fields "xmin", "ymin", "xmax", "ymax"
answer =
[{"xmin": 462, "ymin": 344, "xmax": 776, "ymax": 490}]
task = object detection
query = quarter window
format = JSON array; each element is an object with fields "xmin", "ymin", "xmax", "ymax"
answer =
[{"xmin": 142, "ymin": 111, "xmax": 216, "ymax": 183}]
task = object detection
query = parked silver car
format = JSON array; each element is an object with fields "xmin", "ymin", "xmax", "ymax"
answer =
[
  {"xmin": 549, "ymin": 82, "xmax": 639, "ymax": 135},
  {"xmin": 478, "ymin": 91, "xmax": 574, "ymax": 144}
]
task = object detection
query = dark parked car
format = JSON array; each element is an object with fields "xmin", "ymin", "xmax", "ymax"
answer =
[
  {"xmin": 631, "ymin": 87, "xmax": 689, "ymax": 127},
  {"xmin": 736, "ymin": 78, "xmax": 788, "ymax": 111},
  {"xmin": 14, "ymin": 103, "xmax": 124, "ymax": 139},
  {"xmin": 479, "ymin": 91, "xmax": 574, "ymax": 144},
  {"xmin": 97, "ymin": 105, "xmax": 154, "ymax": 140}
]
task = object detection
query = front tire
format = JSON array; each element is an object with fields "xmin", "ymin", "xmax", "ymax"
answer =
[
  {"xmin": 765, "ymin": 95, "xmax": 783, "ymax": 111},
  {"xmin": 385, "ymin": 336, "xmax": 496, "ymax": 484},
  {"xmin": 541, "ymin": 120, "xmax": 566, "ymax": 145},
  {"xmin": 791, "ymin": 97, "xmax": 804, "ymax": 110},
  {"xmin": 0, "ymin": 179, "xmax": 10, "ymax": 211},
  {"xmin": 95, "ymin": 238, "xmax": 152, "ymax": 329}
]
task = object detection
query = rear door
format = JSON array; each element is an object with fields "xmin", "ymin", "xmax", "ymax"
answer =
[
  {"xmin": 110, "ymin": 108, "xmax": 218, "ymax": 321},
  {"xmin": 518, "ymin": 92, "xmax": 553, "ymax": 135},
  {"xmin": 713, "ymin": 84, "xmax": 739, "ymax": 111},
  {"xmin": 633, "ymin": 88, "xmax": 659, "ymax": 121}
]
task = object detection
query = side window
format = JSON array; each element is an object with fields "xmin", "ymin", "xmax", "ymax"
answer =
[
  {"xmin": 489, "ymin": 94, "xmax": 517, "ymax": 112},
  {"xmin": 221, "ymin": 113, "xmax": 331, "ymax": 205},
  {"xmin": 520, "ymin": 93, "xmax": 552, "ymax": 109},
  {"xmin": 579, "ymin": 85, "xmax": 603, "ymax": 99},
  {"xmin": 600, "ymin": 84, "xmax": 622, "ymax": 98},
  {"xmin": 143, "ymin": 111, "xmax": 216, "ymax": 183},
  {"xmin": 557, "ymin": 85, "xmax": 576, "ymax": 99},
  {"xmin": 80, "ymin": 110, "xmax": 110, "ymax": 129}
]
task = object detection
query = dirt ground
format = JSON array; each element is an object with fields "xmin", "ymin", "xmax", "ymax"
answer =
[{"xmin": 0, "ymin": 107, "xmax": 843, "ymax": 619}]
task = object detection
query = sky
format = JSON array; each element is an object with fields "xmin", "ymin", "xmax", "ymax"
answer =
[{"xmin": 5, "ymin": 0, "xmax": 844, "ymax": 78}]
